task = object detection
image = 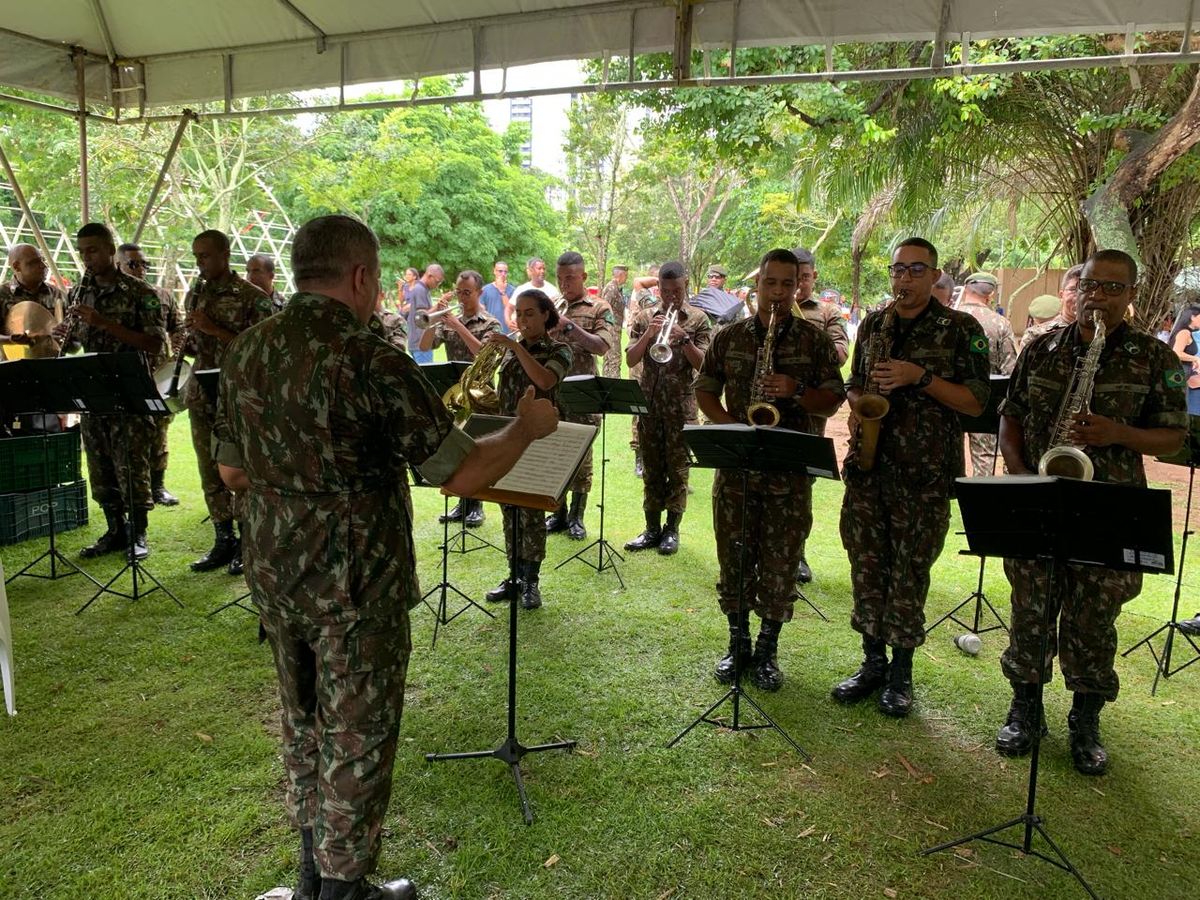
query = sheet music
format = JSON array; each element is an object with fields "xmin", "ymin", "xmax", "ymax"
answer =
[{"xmin": 488, "ymin": 420, "xmax": 596, "ymax": 497}]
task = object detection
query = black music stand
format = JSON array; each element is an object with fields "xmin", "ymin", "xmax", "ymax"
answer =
[
  {"xmin": 419, "ymin": 491, "xmax": 496, "ymax": 648},
  {"xmin": 425, "ymin": 488, "xmax": 576, "ymax": 825},
  {"xmin": 667, "ymin": 424, "xmax": 839, "ymax": 758},
  {"xmin": 31, "ymin": 353, "xmax": 183, "ymax": 614},
  {"xmin": 0, "ymin": 360, "xmax": 101, "ymax": 590},
  {"xmin": 923, "ymin": 476, "xmax": 1173, "ymax": 899},
  {"xmin": 1121, "ymin": 414, "xmax": 1200, "ymax": 693},
  {"xmin": 553, "ymin": 375, "xmax": 649, "ymax": 588},
  {"xmin": 187, "ymin": 368, "xmax": 257, "ymax": 619},
  {"xmin": 928, "ymin": 375, "xmax": 1011, "ymax": 639},
  {"xmin": 419, "ymin": 361, "xmax": 502, "ymax": 556}
]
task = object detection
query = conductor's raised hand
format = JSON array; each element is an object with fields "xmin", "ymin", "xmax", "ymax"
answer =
[{"xmin": 515, "ymin": 386, "xmax": 558, "ymax": 440}]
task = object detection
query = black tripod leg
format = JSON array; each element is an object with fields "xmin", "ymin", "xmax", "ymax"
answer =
[
  {"xmin": 737, "ymin": 690, "xmax": 812, "ymax": 759},
  {"xmin": 1031, "ymin": 822, "xmax": 1102, "ymax": 899},
  {"xmin": 666, "ymin": 687, "xmax": 737, "ymax": 748},
  {"xmin": 920, "ymin": 813, "xmax": 1028, "ymax": 856}
]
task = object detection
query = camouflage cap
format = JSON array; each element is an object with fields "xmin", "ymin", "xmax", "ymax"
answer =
[
  {"xmin": 707, "ymin": 265, "xmax": 728, "ymax": 277},
  {"xmin": 1027, "ymin": 294, "xmax": 1061, "ymax": 318},
  {"xmin": 965, "ymin": 272, "xmax": 998, "ymax": 288}
]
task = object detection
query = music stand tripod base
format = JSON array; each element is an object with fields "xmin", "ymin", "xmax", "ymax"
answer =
[
  {"xmin": 207, "ymin": 591, "xmax": 256, "ymax": 618},
  {"xmin": 424, "ymin": 498, "xmax": 575, "ymax": 824},
  {"xmin": 421, "ymin": 494, "xmax": 495, "ymax": 648}
]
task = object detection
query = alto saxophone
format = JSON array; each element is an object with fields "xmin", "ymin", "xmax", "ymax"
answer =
[
  {"xmin": 852, "ymin": 298, "xmax": 897, "ymax": 471},
  {"xmin": 747, "ymin": 304, "xmax": 782, "ymax": 427},
  {"xmin": 1038, "ymin": 310, "xmax": 1106, "ymax": 481}
]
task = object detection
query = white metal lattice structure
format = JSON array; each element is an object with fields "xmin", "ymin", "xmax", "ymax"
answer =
[{"xmin": 0, "ymin": 1, "xmax": 1198, "ymax": 123}]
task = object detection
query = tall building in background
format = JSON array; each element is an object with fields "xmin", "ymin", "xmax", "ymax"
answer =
[{"xmin": 509, "ymin": 96, "xmax": 533, "ymax": 168}]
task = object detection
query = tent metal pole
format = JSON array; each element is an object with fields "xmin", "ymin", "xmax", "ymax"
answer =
[
  {"xmin": 74, "ymin": 49, "xmax": 89, "ymax": 222},
  {"xmin": 133, "ymin": 111, "xmax": 195, "ymax": 244},
  {"xmin": 0, "ymin": 140, "xmax": 64, "ymax": 287}
]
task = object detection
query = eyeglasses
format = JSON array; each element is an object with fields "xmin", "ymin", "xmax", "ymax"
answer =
[
  {"xmin": 126, "ymin": 260, "xmax": 149, "ymax": 269},
  {"xmin": 1077, "ymin": 278, "xmax": 1131, "ymax": 297},
  {"xmin": 887, "ymin": 263, "xmax": 931, "ymax": 278}
]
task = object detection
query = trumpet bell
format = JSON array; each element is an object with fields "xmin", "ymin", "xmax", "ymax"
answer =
[
  {"xmin": 1038, "ymin": 445, "xmax": 1094, "ymax": 481},
  {"xmin": 649, "ymin": 343, "xmax": 673, "ymax": 364}
]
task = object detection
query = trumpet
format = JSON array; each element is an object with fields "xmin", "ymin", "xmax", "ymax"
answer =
[
  {"xmin": 415, "ymin": 305, "xmax": 460, "ymax": 329},
  {"xmin": 648, "ymin": 306, "xmax": 680, "ymax": 364}
]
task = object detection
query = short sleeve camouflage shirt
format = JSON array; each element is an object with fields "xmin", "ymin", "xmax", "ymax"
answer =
[
  {"xmin": 184, "ymin": 272, "xmax": 274, "ymax": 372},
  {"xmin": 66, "ymin": 271, "xmax": 166, "ymax": 364},
  {"xmin": 427, "ymin": 310, "xmax": 501, "ymax": 362},
  {"xmin": 562, "ymin": 296, "xmax": 616, "ymax": 377},
  {"xmin": 796, "ymin": 297, "xmax": 849, "ymax": 362},
  {"xmin": 629, "ymin": 302, "xmax": 712, "ymax": 416},
  {"xmin": 497, "ymin": 334, "xmax": 573, "ymax": 412}
]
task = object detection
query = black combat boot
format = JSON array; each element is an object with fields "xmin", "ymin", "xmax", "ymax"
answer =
[
  {"xmin": 657, "ymin": 510, "xmax": 682, "ymax": 556},
  {"xmin": 624, "ymin": 512, "xmax": 661, "ymax": 551},
  {"xmin": 567, "ymin": 492, "xmax": 588, "ymax": 540},
  {"xmin": 878, "ymin": 646, "xmax": 914, "ymax": 718},
  {"xmin": 190, "ymin": 520, "xmax": 239, "ymax": 572},
  {"xmin": 795, "ymin": 552, "xmax": 813, "ymax": 584},
  {"xmin": 129, "ymin": 507, "xmax": 150, "ymax": 560},
  {"xmin": 294, "ymin": 826, "xmax": 321, "ymax": 900},
  {"xmin": 438, "ymin": 502, "xmax": 464, "ymax": 524},
  {"xmin": 520, "ymin": 560, "xmax": 543, "ymax": 609},
  {"xmin": 319, "ymin": 876, "xmax": 417, "ymax": 900},
  {"xmin": 714, "ymin": 611, "xmax": 753, "ymax": 684},
  {"xmin": 485, "ymin": 576, "xmax": 513, "ymax": 603},
  {"xmin": 464, "ymin": 499, "xmax": 486, "ymax": 528},
  {"xmin": 151, "ymin": 471, "xmax": 179, "ymax": 507},
  {"xmin": 80, "ymin": 505, "xmax": 128, "ymax": 558},
  {"xmin": 749, "ymin": 618, "xmax": 784, "ymax": 691},
  {"xmin": 831, "ymin": 635, "xmax": 889, "ymax": 704},
  {"xmin": 1068, "ymin": 693, "xmax": 1109, "ymax": 776},
  {"xmin": 545, "ymin": 501, "xmax": 569, "ymax": 533},
  {"xmin": 995, "ymin": 682, "xmax": 1048, "ymax": 757}
]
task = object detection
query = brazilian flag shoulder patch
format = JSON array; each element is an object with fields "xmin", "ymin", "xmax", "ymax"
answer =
[
  {"xmin": 970, "ymin": 335, "xmax": 989, "ymax": 354},
  {"xmin": 1166, "ymin": 369, "xmax": 1186, "ymax": 389},
  {"xmin": 603, "ymin": 310, "xmax": 615, "ymax": 326}
]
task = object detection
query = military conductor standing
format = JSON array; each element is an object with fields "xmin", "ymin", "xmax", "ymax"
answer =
[{"xmin": 217, "ymin": 215, "xmax": 558, "ymax": 900}]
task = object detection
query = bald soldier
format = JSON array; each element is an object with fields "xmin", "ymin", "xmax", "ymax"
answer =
[
  {"xmin": 1, "ymin": 244, "xmax": 63, "ymax": 353},
  {"xmin": 247, "ymin": 253, "xmax": 289, "ymax": 312}
]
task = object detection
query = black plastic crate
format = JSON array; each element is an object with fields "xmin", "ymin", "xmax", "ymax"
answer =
[
  {"xmin": 0, "ymin": 480, "xmax": 89, "ymax": 546},
  {"xmin": 0, "ymin": 430, "xmax": 83, "ymax": 493}
]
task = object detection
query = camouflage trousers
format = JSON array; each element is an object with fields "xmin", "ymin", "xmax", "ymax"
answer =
[
  {"xmin": 968, "ymin": 432, "xmax": 1001, "ymax": 477},
  {"xmin": 81, "ymin": 413, "xmax": 156, "ymax": 511},
  {"xmin": 1001, "ymin": 558, "xmax": 1141, "ymax": 701},
  {"xmin": 637, "ymin": 414, "xmax": 690, "ymax": 515},
  {"xmin": 189, "ymin": 400, "xmax": 235, "ymax": 522},
  {"xmin": 502, "ymin": 503, "xmax": 548, "ymax": 563},
  {"xmin": 713, "ymin": 470, "xmax": 812, "ymax": 622},
  {"xmin": 259, "ymin": 603, "xmax": 411, "ymax": 882},
  {"xmin": 152, "ymin": 413, "xmax": 175, "ymax": 474},
  {"xmin": 603, "ymin": 309, "xmax": 624, "ymax": 378},
  {"xmin": 566, "ymin": 412, "xmax": 598, "ymax": 493},
  {"xmin": 840, "ymin": 476, "xmax": 951, "ymax": 648}
]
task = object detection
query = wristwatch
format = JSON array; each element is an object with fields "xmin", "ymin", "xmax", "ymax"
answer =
[
  {"xmin": 563, "ymin": 322, "xmax": 576, "ymax": 337},
  {"xmin": 793, "ymin": 382, "xmax": 808, "ymax": 399},
  {"xmin": 916, "ymin": 367, "xmax": 934, "ymax": 389}
]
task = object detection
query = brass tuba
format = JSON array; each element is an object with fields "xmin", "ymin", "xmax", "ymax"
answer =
[
  {"xmin": 442, "ymin": 334, "xmax": 513, "ymax": 424},
  {"xmin": 746, "ymin": 304, "xmax": 782, "ymax": 427},
  {"xmin": 852, "ymin": 299, "xmax": 897, "ymax": 472},
  {"xmin": 1038, "ymin": 310, "xmax": 1106, "ymax": 480}
]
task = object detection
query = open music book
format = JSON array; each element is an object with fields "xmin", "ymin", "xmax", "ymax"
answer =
[{"xmin": 447, "ymin": 415, "xmax": 599, "ymax": 511}]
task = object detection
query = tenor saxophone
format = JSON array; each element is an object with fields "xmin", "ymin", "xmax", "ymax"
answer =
[
  {"xmin": 853, "ymin": 299, "xmax": 897, "ymax": 471},
  {"xmin": 1037, "ymin": 310, "xmax": 1106, "ymax": 480}
]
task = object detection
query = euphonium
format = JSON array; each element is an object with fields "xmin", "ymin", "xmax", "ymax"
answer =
[
  {"xmin": 1038, "ymin": 310, "xmax": 1106, "ymax": 481},
  {"xmin": 747, "ymin": 304, "xmax": 782, "ymax": 427},
  {"xmin": 852, "ymin": 299, "xmax": 897, "ymax": 472},
  {"xmin": 442, "ymin": 335, "xmax": 512, "ymax": 424},
  {"xmin": 649, "ymin": 306, "xmax": 680, "ymax": 364}
]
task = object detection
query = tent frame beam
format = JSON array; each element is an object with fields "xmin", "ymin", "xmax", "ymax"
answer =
[
  {"xmin": 0, "ymin": 140, "xmax": 65, "ymax": 287},
  {"xmin": 132, "ymin": 110, "xmax": 196, "ymax": 244}
]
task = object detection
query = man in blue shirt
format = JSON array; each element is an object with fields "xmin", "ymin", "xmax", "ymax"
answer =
[
  {"xmin": 480, "ymin": 261, "xmax": 515, "ymax": 334},
  {"xmin": 404, "ymin": 264, "xmax": 443, "ymax": 363}
]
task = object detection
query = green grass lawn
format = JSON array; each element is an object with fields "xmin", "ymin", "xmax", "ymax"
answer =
[{"xmin": 1, "ymin": 408, "xmax": 1197, "ymax": 900}]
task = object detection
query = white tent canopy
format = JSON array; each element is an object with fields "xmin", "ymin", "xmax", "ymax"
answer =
[{"xmin": 1, "ymin": 1, "xmax": 1198, "ymax": 120}]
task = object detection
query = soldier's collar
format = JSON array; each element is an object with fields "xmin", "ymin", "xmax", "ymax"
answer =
[{"xmin": 566, "ymin": 295, "xmax": 592, "ymax": 307}]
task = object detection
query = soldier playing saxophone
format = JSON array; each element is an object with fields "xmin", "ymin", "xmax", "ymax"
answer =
[{"xmin": 833, "ymin": 238, "xmax": 990, "ymax": 718}]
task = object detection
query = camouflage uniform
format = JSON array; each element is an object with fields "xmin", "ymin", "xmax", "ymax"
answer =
[
  {"xmin": 183, "ymin": 273, "xmax": 273, "ymax": 523},
  {"xmin": 1019, "ymin": 314, "xmax": 1066, "ymax": 352},
  {"xmin": 601, "ymin": 279, "xmax": 626, "ymax": 378},
  {"xmin": 840, "ymin": 299, "xmax": 990, "ymax": 648},
  {"xmin": 497, "ymin": 335, "xmax": 573, "ymax": 561},
  {"xmin": 0, "ymin": 278, "xmax": 62, "ymax": 321},
  {"xmin": 151, "ymin": 286, "xmax": 185, "ymax": 478},
  {"xmin": 696, "ymin": 315, "xmax": 844, "ymax": 622},
  {"xmin": 794, "ymin": 296, "xmax": 850, "ymax": 553},
  {"xmin": 271, "ymin": 290, "xmax": 288, "ymax": 313},
  {"xmin": 370, "ymin": 310, "xmax": 408, "ymax": 352},
  {"xmin": 214, "ymin": 292, "xmax": 474, "ymax": 882},
  {"xmin": 424, "ymin": 309, "xmax": 501, "ymax": 362},
  {"xmin": 65, "ymin": 272, "xmax": 167, "ymax": 511},
  {"xmin": 958, "ymin": 299, "xmax": 1018, "ymax": 476},
  {"xmin": 629, "ymin": 303, "xmax": 711, "ymax": 515},
  {"xmin": 999, "ymin": 323, "xmax": 1187, "ymax": 699},
  {"xmin": 560, "ymin": 296, "xmax": 616, "ymax": 492}
]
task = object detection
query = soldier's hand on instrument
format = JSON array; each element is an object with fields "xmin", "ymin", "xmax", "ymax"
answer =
[
  {"xmin": 51, "ymin": 321, "xmax": 69, "ymax": 339},
  {"xmin": 1069, "ymin": 412, "xmax": 1119, "ymax": 447},
  {"xmin": 9, "ymin": 331, "xmax": 32, "ymax": 345},
  {"xmin": 188, "ymin": 309, "xmax": 220, "ymax": 336},
  {"xmin": 515, "ymin": 386, "xmax": 559, "ymax": 439},
  {"xmin": 873, "ymin": 359, "xmax": 921, "ymax": 393},
  {"xmin": 761, "ymin": 373, "xmax": 798, "ymax": 399},
  {"xmin": 668, "ymin": 322, "xmax": 688, "ymax": 343},
  {"xmin": 486, "ymin": 332, "xmax": 516, "ymax": 349}
]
